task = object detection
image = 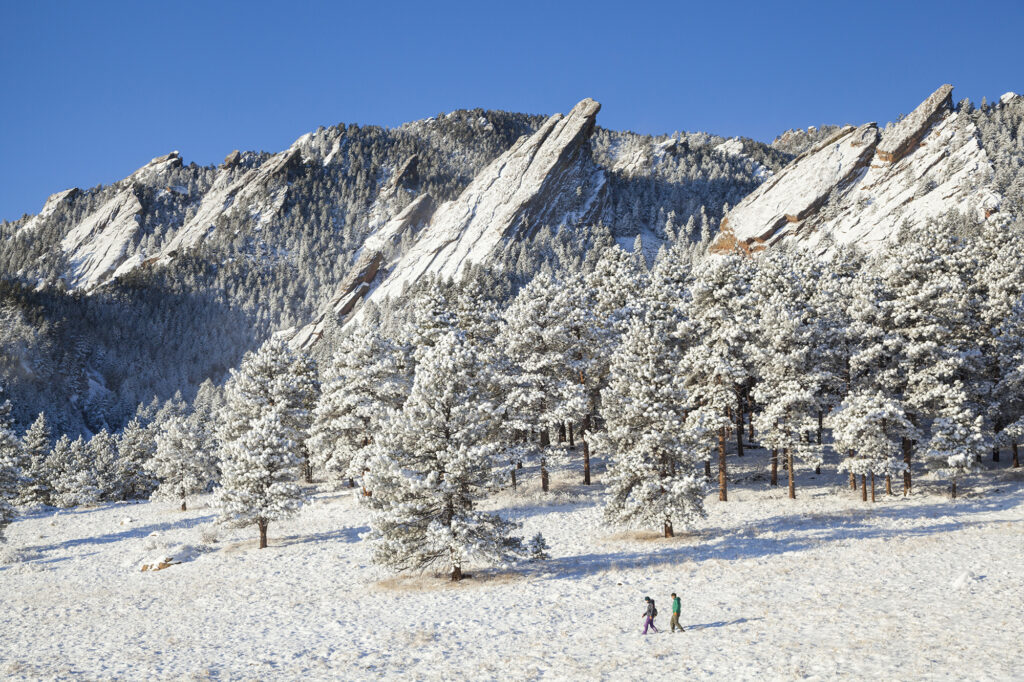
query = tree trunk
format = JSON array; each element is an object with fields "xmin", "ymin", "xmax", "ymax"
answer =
[
  {"xmin": 568, "ymin": 423, "xmax": 575, "ymax": 449},
  {"xmin": 664, "ymin": 520, "xmax": 674, "ymax": 538},
  {"xmin": 861, "ymin": 474, "xmax": 867, "ymax": 502},
  {"xmin": 511, "ymin": 466, "xmax": 517, "ymax": 491},
  {"xmin": 770, "ymin": 449, "xmax": 778, "ymax": 487},
  {"xmin": 180, "ymin": 499, "xmax": 187, "ymax": 512},
  {"xmin": 541, "ymin": 458, "xmax": 549, "ymax": 493},
  {"xmin": 886, "ymin": 475, "xmax": 893, "ymax": 496},
  {"xmin": 746, "ymin": 386, "xmax": 755, "ymax": 442},
  {"xmin": 303, "ymin": 454, "xmax": 313, "ymax": 484},
  {"xmin": 348, "ymin": 478, "xmax": 355, "ymax": 488},
  {"xmin": 870, "ymin": 472, "xmax": 876, "ymax": 503},
  {"xmin": 258, "ymin": 520, "xmax": 268, "ymax": 549},
  {"xmin": 735, "ymin": 393, "xmax": 744, "ymax": 458},
  {"xmin": 582, "ymin": 439, "xmax": 591, "ymax": 485},
  {"xmin": 786, "ymin": 449, "xmax": 795, "ymax": 500},
  {"xmin": 705, "ymin": 459, "xmax": 711, "ymax": 479},
  {"xmin": 817, "ymin": 410, "xmax": 823, "ymax": 445},
  {"xmin": 1013, "ymin": 441, "xmax": 1020, "ymax": 468},
  {"xmin": 951, "ymin": 480, "xmax": 957, "ymax": 499},
  {"xmin": 558, "ymin": 423, "xmax": 566, "ymax": 444},
  {"xmin": 540, "ymin": 429, "xmax": 550, "ymax": 448},
  {"xmin": 902, "ymin": 437, "xmax": 912, "ymax": 496},
  {"xmin": 451, "ymin": 565, "xmax": 463, "ymax": 582},
  {"xmin": 850, "ymin": 472, "xmax": 856, "ymax": 490},
  {"xmin": 992, "ymin": 446, "xmax": 1000, "ymax": 463},
  {"xmin": 718, "ymin": 428, "xmax": 728, "ymax": 501}
]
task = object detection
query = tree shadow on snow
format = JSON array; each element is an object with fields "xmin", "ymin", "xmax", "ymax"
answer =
[
  {"xmin": 27, "ymin": 514, "xmax": 217, "ymax": 555},
  {"xmin": 526, "ymin": 486, "xmax": 1024, "ymax": 580},
  {"xmin": 277, "ymin": 526, "xmax": 367, "ymax": 547}
]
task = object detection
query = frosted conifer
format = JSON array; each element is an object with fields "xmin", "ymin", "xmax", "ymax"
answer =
[
  {"xmin": 216, "ymin": 404, "xmax": 305, "ymax": 549},
  {"xmin": 364, "ymin": 332, "xmax": 522, "ymax": 581},
  {"xmin": 150, "ymin": 415, "xmax": 212, "ymax": 511}
]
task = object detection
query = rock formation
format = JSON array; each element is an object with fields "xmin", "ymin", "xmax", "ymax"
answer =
[
  {"xmin": 290, "ymin": 193, "xmax": 436, "ymax": 349},
  {"xmin": 712, "ymin": 84, "xmax": 1000, "ymax": 255},
  {"xmin": 160, "ymin": 145, "xmax": 303, "ymax": 258},
  {"xmin": 359, "ymin": 98, "xmax": 603, "ymax": 310},
  {"xmin": 876, "ymin": 84, "xmax": 953, "ymax": 163},
  {"xmin": 712, "ymin": 124, "xmax": 879, "ymax": 251}
]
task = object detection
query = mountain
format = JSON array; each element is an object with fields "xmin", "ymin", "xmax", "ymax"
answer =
[
  {"xmin": 1, "ymin": 86, "xmax": 1021, "ymax": 434},
  {"xmin": 0, "ymin": 100, "xmax": 775, "ymax": 434}
]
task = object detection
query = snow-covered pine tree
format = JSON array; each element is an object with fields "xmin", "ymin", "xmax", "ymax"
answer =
[
  {"xmin": 217, "ymin": 338, "xmax": 316, "ymax": 488},
  {"xmin": 216, "ymin": 404, "xmax": 305, "ymax": 549},
  {"xmin": 923, "ymin": 386, "xmax": 985, "ymax": 498},
  {"xmin": 497, "ymin": 271, "xmax": 587, "ymax": 490},
  {"xmin": 832, "ymin": 392, "xmax": 916, "ymax": 502},
  {"xmin": 364, "ymin": 331, "xmax": 522, "ymax": 581},
  {"xmin": 17, "ymin": 412, "xmax": 52, "ymax": 505},
  {"xmin": 90, "ymin": 429, "xmax": 125, "ymax": 502},
  {"xmin": 308, "ymin": 325, "xmax": 409, "ymax": 490},
  {"xmin": 48, "ymin": 436, "xmax": 100, "ymax": 508},
  {"xmin": 150, "ymin": 415, "xmax": 212, "ymax": 511},
  {"xmin": 599, "ymin": 307, "xmax": 706, "ymax": 537},
  {"xmin": 749, "ymin": 249, "xmax": 827, "ymax": 498},
  {"xmin": 285, "ymin": 349, "xmax": 319, "ymax": 483},
  {"xmin": 680, "ymin": 253, "xmax": 755, "ymax": 501},
  {"xmin": 117, "ymin": 418, "xmax": 159, "ymax": 499},
  {"xmin": 0, "ymin": 389, "xmax": 21, "ymax": 539}
]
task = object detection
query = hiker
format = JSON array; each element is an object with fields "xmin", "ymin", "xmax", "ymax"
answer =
[
  {"xmin": 642, "ymin": 596, "xmax": 659, "ymax": 634},
  {"xmin": 670, "ymin": 592, "xmax": 684, "ymax": 632}
]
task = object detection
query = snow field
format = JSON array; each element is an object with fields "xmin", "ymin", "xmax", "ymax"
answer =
[{"xmin": 1, "ymin": 449, "xmax": 1022, "ymax": 681}]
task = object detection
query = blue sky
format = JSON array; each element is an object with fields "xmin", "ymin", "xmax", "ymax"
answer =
[{"xmin": 1, "ymin": 0, "xmax": 1021, "ymax": 221}]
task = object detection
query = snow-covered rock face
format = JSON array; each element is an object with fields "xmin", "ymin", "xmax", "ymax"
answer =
[
  {"xmin": 355, "ymin": 98, "xmax": 604, "ymax": 312},
  {"xmin": 58, "ymin": 152, "xmax": 183, "ymax": 290},
  {"xmin": 290, "ymin": 193, "xmax": 436, "ymax": 349},
  {"xmin": 159, "ymin": 145, "xmax": 302, "ymax": 258},
  {"xmin": 712, "ymin": 124, "xmax": 879, "ymax": 251},
  {"xmin": 20, "ymin": 188, "xmax": 79, "ymax": 233},
  {"xmin": 712, "ymin": 84, "xmax": 1000, "ymax": 255},
  {"xmin": 876, "ymin": 84, "xmax": 952, "ymax": 163}
]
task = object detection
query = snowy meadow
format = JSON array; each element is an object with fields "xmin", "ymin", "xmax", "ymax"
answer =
[{"xmin": 2, "ymin": 448, "xmax": 1021, "ymax": 680}]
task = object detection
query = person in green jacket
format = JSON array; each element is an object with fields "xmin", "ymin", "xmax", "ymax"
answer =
[{"xmin": 670, "ymin": 592, "xmax": 684, "ymax": 632}]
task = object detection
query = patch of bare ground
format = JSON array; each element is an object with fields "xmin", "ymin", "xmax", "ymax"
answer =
[{"xmin": 374, "ymin": 569, "xmax": 524, "ymax": 592}]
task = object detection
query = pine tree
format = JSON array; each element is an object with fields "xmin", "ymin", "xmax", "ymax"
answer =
[
  {"xmin": 749, "ymin": 249, "xmax": 827, "ymax": 498},
  {"xmin": 90, "ymin": 429, "xmax": 125, "ymax": 502},
  {"xmin": 832, "ymin": 392, "xmax": 916, "ymax": 502},
  {"xmin": 216, "ymin": 404, "xmax": 305, "ymax": 549},
  {"xmin": 680, "ymin": 253, "xmax": 755, "ymax": 501},
  {"xmin": 149, "ymin": 415, "xmax": 212, "ymax": 511},
  {"xmin": 17, "ymin": 413, "xmax": 52, "ymax": 505},
  {"xmin": 0, "ymin": 389, "xmax": 21, "ymax": 539},
  {"xmin": 308, "ymin": 326, "xmax": 409, "ymax": 490},
  {"xmin": 48, "ymin": 436, "xmax": 100, "ymax": 508},
  {"xmin": 599, "ymin": 309, "xmax": 706, "ymax": 537},
  {"xmin": 117, "ymin": 418, "xmax": 158, "ymax": 499},
  {"xmin": 923, "ymin": 388, "xmax": 985, "ymax": 498},
  {"xmin": 364, "ymin": 331, "xmax": 523, "ymax": 581}
]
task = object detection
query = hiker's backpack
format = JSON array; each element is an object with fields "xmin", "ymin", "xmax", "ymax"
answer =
[{"xmin": 652, "ymin": 602, "xmax": 658, "ymax": 617}]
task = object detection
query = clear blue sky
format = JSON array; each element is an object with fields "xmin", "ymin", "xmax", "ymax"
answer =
[{"xmin": 1, "ymin": 0, "xmax": 1021, "ymax": 221}]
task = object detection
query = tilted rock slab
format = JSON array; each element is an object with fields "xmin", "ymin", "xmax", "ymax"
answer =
[
  {"xmin": 356, "ymin": 98, "xmax": 602, "ymax": 312},
  {"xmin": 290, "ymin": 193, "xmax": 435, "ymax": 349},
  {"xmin": 711, "ymin": 124, "xmax": 879, "ymax": 251},
  {"xmin": 876, "ymin": 84, "xmax": 953, "ymax": 164},
  {"xmin": 59, "ymin": 152, "xmax": 182, "ymax": 290}
]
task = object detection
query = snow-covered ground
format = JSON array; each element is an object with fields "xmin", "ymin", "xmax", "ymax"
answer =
[{"xmin": 2, "ymin": 448, "xmax": 1022, "ymax": 680}]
